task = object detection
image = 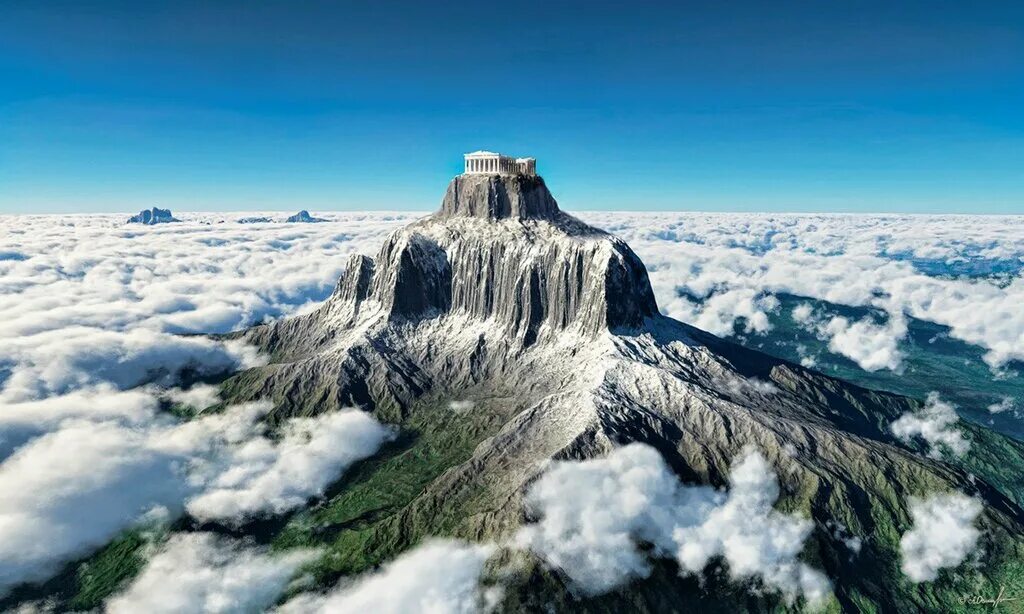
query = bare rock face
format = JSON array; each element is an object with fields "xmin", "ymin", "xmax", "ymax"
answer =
[
  {"xmin": 270, "ymin": 174, "xmax": 658, "ymax": 347},
  {"xmin": 440, "ymin": 174, "xmax": 560, "ymax": 220}
]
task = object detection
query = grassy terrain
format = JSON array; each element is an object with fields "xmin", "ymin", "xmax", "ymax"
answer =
[{"xmin": 272, "ymin": 396, "xmax": 515, "ymax": 584}]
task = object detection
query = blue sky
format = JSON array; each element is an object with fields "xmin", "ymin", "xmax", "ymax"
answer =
[{"xmin": 1, "ymin": 0, "xmax": 1022, "ymax": 213}]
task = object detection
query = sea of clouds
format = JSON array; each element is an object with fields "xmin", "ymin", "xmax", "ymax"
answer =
[
  {"xmin": 0, "ymin": 211, "xmax": 1006, "ymax": 608},
  {"xmin": 584, "ymin": 212, "xmax": 1024, "ymax": 373}
]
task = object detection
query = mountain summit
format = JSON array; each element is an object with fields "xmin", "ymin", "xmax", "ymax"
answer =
[
  {"xmin": 245, "ymin": 174, "xmax": 657, "ymax": 355},
  {"xmin": 440, "ymin": 173, "xmax": 560, "ymax": 220},
  {"xmin": 222, "ymin": 172, "xmax": 1024, "ymax": 612}
]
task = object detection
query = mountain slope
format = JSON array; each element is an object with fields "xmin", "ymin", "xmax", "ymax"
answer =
[{"xmin": 215, "ymin": 174, "xmax": 1024, "ymax": 612}]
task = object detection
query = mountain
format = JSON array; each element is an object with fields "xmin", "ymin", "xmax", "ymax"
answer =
[
  {"xmin": 208, "ymin": 173, "xmax": 1024, "ymax": 611},
  {"xmin": 285, "ymin": 210, "xmax": 325, "ymax": 223},
  {"xmin": 126, "ymin": 207, "xmax": 179, "ymax": 224}
]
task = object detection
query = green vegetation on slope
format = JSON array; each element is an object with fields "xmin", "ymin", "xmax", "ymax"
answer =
[{"xmin": 273, "ymin": 395, "xmax": 516, "ymax": 585}]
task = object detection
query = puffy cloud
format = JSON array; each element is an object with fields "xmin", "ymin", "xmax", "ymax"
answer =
[
  {"xmin": 106, "ymin": 532, "xmax": 317, "ymax": 614},
  {"xmin": 0, "ymin": 328, "xmax": 262, "ymax": 402},
  {"xmin": 278, "ymin": 540, "xmax": 497, "ymax": 614},
  {"xmin": 891, "ymin": 393, "xmax": 970, "ymax": 458},
  {"xmin": 673, "ymin": 451, "xmax": 832, "ymax": 604},
  {"xmin": 0, "ymin": 386, "xmax": 158, "ymax": 460},
  {"xmin": 165, "ymin": 384, "xmax": 222, "ymax": 411},
  {"xmin": 791, "ymin": 302, "xmax": 815, "ymax": 324},
  {"xmin": 899, "ymin": 493, "xmax": 982, "ymax": 582},
  {"xmin": 0, "ymin": 401, "xmax": 390, "ymax": 595},
  {"xmin": 787, "ymin": 303, "xmax": 906, "ymax": 372},
  {"xmin": 986, "ymin": 397, "xmax": 1016, "ymax": 415},
  {"xmin": 186, "ymin": 410, "xmax": 395, "ymax": 523},
  {"xmin": 515, "ymin": 443, "xmax": 696, "ymax": 594},
  {"xmin": 516, "ymin": 444, "xmax": 830, "ymax": 605},
  {"xmin": 0, "ymin": 423, "xmax": 176, "ymax": 592},
  {"xmin": 818, "ymin": 312, "xmax": 906, "ymax": 372}
]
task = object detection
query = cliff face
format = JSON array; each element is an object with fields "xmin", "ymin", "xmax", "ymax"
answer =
[
  {"xmin": 221, "ymin": 173, "xmax": 1024, "ymax": 613},
  {"xmin": 439, "ymin": 174, "xmax": 560, "ymax": 220},
  {"xmin": 252, "ymin": 174, "xmax": 658, "ymax": 353}
]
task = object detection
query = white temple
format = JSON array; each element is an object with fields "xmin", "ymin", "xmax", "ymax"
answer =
[{"xmin": 464, "ymin": 151, "xmax": 536, "ymax": 176}]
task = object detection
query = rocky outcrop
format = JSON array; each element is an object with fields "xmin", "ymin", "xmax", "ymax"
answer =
[
  {"xmin": 126, "ymin": 207, "xmax": 179, "ymax": 224},
  {"xmin": 285, "ymin": 210, "xmax": 325, "ymax": 223},
  {"xmin": 440, "ymin": 174, "xmax": 560, "ymax": 220}
]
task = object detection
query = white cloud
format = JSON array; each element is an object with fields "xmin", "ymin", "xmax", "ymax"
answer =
[
  {"xmin": 899, "ymin": 493, "xmax": 982, "ymax": 582},
  {"xmin": 186, "ymin": 410, "xmax": 395, "ymax": 523},
  {"xmin": 891, "ymin": 393, "xmax": 970, "ymax": 459},
  {"xmin": 106, "ymin": 532, "xmax": 317, "ymax": 614},
  {"xmin": 818, "ymin": 312, "xmax": 906, "ymax": 372},
  {"xmin": 719, "ymin": 372, "xmax": 780, "ymax": 398},
  {"xmin": 0, "ymin": 328, "xmax": 262, "ymax": 402},
  {"xmin": 449, "ymin": 400, "xmax": 475, "ymax": 413},
  {"xmin": 516, "ymin": 443, "xmax": 830, "ymax": 605},
  {"xmin": 987, "ymin": 397, "xmax": 1015, "ymax": 414},
  {"xmin": 0, "ymin": 421, "xmax": 196, "ymax": 594},
  {"xmin": 277, "ymin": 540, "xmax": 497, "ymax": 614},
  {"xmin": 791, "ymin": 303, "xmax": 814, "ymax": 324},
  {"xmin": 674, "ymin": 450, "xmax": 832, "ymax": 604},
  {"xmin": 0, "ymin": 386, "xmax": 158, "ymax": 460},
  {"xmin": 165, "ymin": 384, "xmax": 222, "ymax": 411},
  {"xmin": 515, "ymin": 444, "xmax": 694, "ymax": 594}
]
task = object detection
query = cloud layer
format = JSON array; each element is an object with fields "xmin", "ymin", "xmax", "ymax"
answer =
[
  {"xmin": 0, "ymin": 212, "xmax": 415, "ymax": 401},
  {"xmin": 581, "ymin": 212, "xmax": 1024, "ymax": 372},
  {"xmin": 0, "ymin": 213, "xmax": 412, "ymax": 594}
]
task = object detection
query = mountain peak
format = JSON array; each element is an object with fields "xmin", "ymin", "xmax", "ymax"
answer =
[
  {"xmin": 440, "ymin": 174, "xmax": 560, "ymax": 221},
  {"xmin": 240, "ymin": 173, "xmax": 658, "ymax": 354}
]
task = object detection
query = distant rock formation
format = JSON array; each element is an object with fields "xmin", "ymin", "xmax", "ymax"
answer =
[
  {"xmin": 127, "ymin": 207, "xmax": 179, "ymax": 225},
  {"xmin": 237, "ymin": 216, "xmax": 273, "ymax": 224},
  {"xmin": 285, "ymin": 210, "xmax": 325, "ymax": 223}
]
